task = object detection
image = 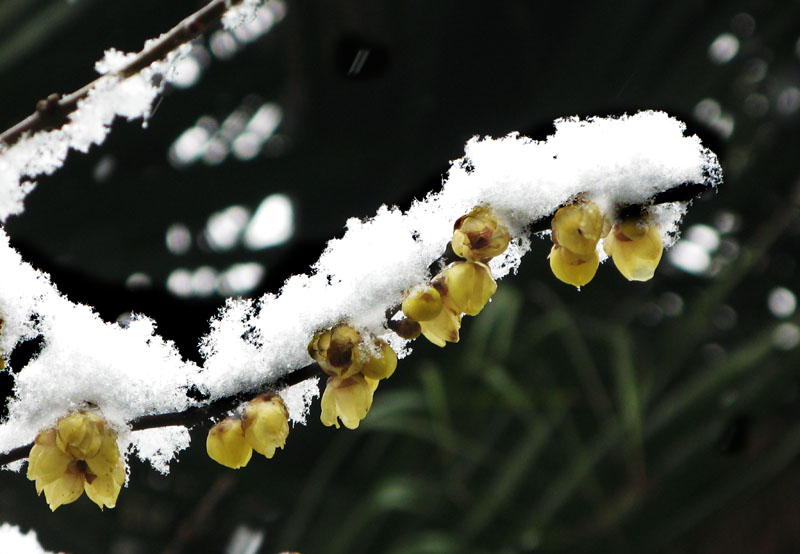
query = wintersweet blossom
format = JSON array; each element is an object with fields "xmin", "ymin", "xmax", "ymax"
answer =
[
  {"xmin": 0, "ymin": 111, "xmax": 721, "ymax": 477},
  {"xmin": 604, "ymin": 217, "xmax": 664, "ymax": 281},
  {"xmin": 242, "ymin": 394, "xmax": 290, "ymax": 459},
  {"xmin": 320, "ymin": 374, "xmax": 374, "ymax": 429},
  {"xmin": 451, "ymin": 205, "xmax": 510, "ymax": 262},
  {"xmin": 27, "ymin": 412, "xmax": 125, "ymax": 510},
  {"xmin": 442, "ymin": 261, "xmax": 497, "ymax": 316}
]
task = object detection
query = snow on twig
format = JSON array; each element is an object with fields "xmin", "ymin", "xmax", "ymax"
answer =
[{"xmin": 0, "ymin": 0, "xmax": 263, "ymax": 222}]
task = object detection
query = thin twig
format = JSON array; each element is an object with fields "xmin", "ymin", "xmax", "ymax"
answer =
[{"xmin": 0, "ymin": 0, "xmax": 246, "ymax": 148}]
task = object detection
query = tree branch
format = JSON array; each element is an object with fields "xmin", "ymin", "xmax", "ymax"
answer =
[
  {"xmin": 0, "ymin": 0, "xmax": 247, "ymax": 149},
  {"xmin": 0, "ymin": 180, "xmax": 715, "ymax": 468},
  {"xmin": 0, "ymin": 365, "xmax": 320, "ymax": 467}
]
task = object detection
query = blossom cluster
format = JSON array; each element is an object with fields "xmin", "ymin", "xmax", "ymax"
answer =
[
  {"xmin": 548, "ymin": 200, "xmax": 664, "ymax": 287},
  {"xmin": 396, "ymin": 205, "xmax": 509, "ymax": 347},
  {"xmin": 309, "ymin": 325, "xmax": 398, "ymax": 429},
  {"xmin": 0, "ymin": 112, "xmax": 721, "ymax": 513},
  {"xmin": 206, "ymin": 393, "xmax": 290, "ymax": 469}
]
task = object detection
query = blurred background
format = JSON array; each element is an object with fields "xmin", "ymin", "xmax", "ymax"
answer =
[{"xmin": 2, "ymin": 0, "xmax": 800, "ymax": 552}]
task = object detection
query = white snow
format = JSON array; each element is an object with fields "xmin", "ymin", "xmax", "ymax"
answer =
[
  {"xmin": 0, "ymin": 111, "xmax": 721, "ymax": 473},
  {"xmin": 0, "ymin": 524, "xmax": 53, "ymax": 554},
  {"xmin": 0, "ymin": 48, "xmax": 181, "ymax": 222},
  {"xmin": 0, "ymin": 0, "xmax": 274, "ymax": 223},
  {"xmin": 222, "ymin": 0, "xmax": 264, "ymax": 30}
]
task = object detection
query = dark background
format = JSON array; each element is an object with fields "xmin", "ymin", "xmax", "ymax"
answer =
[{"xmin": 2, "ymin": 0, "xmax": 800, "ymax": 552}]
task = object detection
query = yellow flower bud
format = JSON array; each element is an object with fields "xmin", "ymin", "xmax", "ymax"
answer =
[
  {"xmin": 360, "ymin": 340, "xmax": 398, "ymax": 380},
  {"xmin": 452, "ymin": 206, "xmax": 510, "ymax": 261},
  {"xmin": 548, "ymin": 244, "xmax": 599, "ymax": 287},
  {"xmin": 551, "ymin": 202, "xmax": 608, "ymax": 257},
  {"xmin": 443, "ymin": 261, "xmax": 497, "ymax": 316},
  {"xmin": 56, "ymin": 412, "xmax": 103, "ymax": 460},
  {"xmin": 307, "ymin": 329, "xmax": 332, "ymax": 363},
  {"xmin": 419, "ymin": 293, "xmax": 462, "ymax": 347},
  {"xmin": 84, "ymin": 460, "xmax": 125, "ymax": 510},
  {"xmin": 320, "ymin": 374, "xmax": 374, "ymax": 429},
  {"xmin": 41, "ymin": 461, "xmax": 85, "ymax": 511},
  {"xmin": 206, "ymin": 417, "xmax": 253, "ymax": 469},
  {"xmin": 387, "ymin": 317, "xmax": 422, "ymax": 340},
  {"xmin": 603, "ymin": 218, "xmax": 663, "ymax": 281},
  {"xmin": 402, "ymin": 286, "xmax": 443, "ymax": 322},
  {"xmin": 242, "ymin": 394, "xmax": 290, "ymax": 459},
  {"xmin": 27, "ymin": 429, "xmax": 71, "ymax": 488}
]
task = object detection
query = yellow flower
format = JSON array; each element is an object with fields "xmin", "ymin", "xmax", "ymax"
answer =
[
  {"xmin": 28, "ymin": 412, "xmax": 126, "ymax": 511},
  {"xmin": 551, "ymin": 202, "xmax": 608, "ymax": 257},
  {"xmin": 320, "ymin": 374, "xmax": 374, "ymax": 429},
  {"xmin": 443, "ymin": 261, "xmax": 497, "ymax": 316},
  {"xmin": 452, "ymin": 206, "xmax": 510, "ymax": 262},
  {"xmin": 603, "ymin": 218, "xmax": 663, "ymax": 281},
  {"xmin": 402, "ymin": 286, "xmax": 443, "ymax": 322},
  {"xmin": 242, "ymin": 394, "xmax": 290, "ymax": 459},
  {"xmin": 548, "ymin": 244, "xmax": 599, "ymax": 287},
  {"xmin": 419, "ymin": 293, "xmax": 462, "ymax": 347},
  {"xmin": 360, "ymin": 339, "xmax": 398, "ymax": 380},
  {"xmin": 308, "ymin": 325, "xmax": 364, "ymax": 378},
  {"xmin": 206, "ymin": 417, "xmax": 253, "ymax": 469}
]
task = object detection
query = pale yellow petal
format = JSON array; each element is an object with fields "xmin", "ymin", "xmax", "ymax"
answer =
[
  {"xmin": 27, "ymin": 430, "xmax": 71, "ymax": 487},
  {"xmin": 360, "ymin": 340, "xmax": 398, "ymax": 380},
  {"xmin": 320, "ymin": 380, "xmax": 340, "ymax": 428},
  {"xmin": 86, "ymin": 427, "xmax": 120, "ymax": 477},
  {"xmin": 419, "ymin": 302, "xmax": 461, "ymax": 347},
  {"xmin": 549, "ymin": 245, "xmax": 599, "ymax": 287},
  {"xmin": 402, "ymin": 286, "xmax": 443, "ymax": 322},
  {"xmin": 42, "ymin": 470, "xmax": 84, "ymax": 511},
  {"xmin": 552, "ymin": 203, "xmax": 607, "ymax": 257},
  {"xmin": 84, "ymin": 470, "xmax": 123, "ymax": 510},
  {"xmin": 444, "ymin": 262, "xmax": 497, "ymax": 316},
  {"xmin": 243, "ymin": 395, "xmax": 290, "ymax": 459}
]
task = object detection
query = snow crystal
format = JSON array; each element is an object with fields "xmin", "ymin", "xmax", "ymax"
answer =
[
  {"xmin": 127, "ymin": 426, "xmax": 191, "ymax": 475},
  {"xmin": 0, "ymin": 524, "xmax": 53, "ymax": 554},
  {"xmin": 0, "ymin": 111, "xmax": 721, "ymax": 473},
  {"xmin": 222, "ymin": 0, "xmax": 263, "ymax": 30},
  {"xmin": 0, "ymin": 229, "xmax": 200, "ymax": 468},
  {"xmin": 278, "ymin": 378, "xmax": 320, "ymax": 425}
]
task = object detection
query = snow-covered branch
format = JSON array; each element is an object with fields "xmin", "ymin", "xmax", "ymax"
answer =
[
  {"xmin": 0, "ymin": 170, "xmax": 716, "ymax": 469},
  {"xmin": 0, "ymin": 110, "xmax": 721, "ymax": 479},
  {"xmin": 0, "ymin": 0, "xmax": 265, "ymax": 221}
]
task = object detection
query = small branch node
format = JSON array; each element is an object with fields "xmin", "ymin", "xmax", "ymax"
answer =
[{"xmin": 35, "ymin": 93, "xmax": 62, "ymax": 116}]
